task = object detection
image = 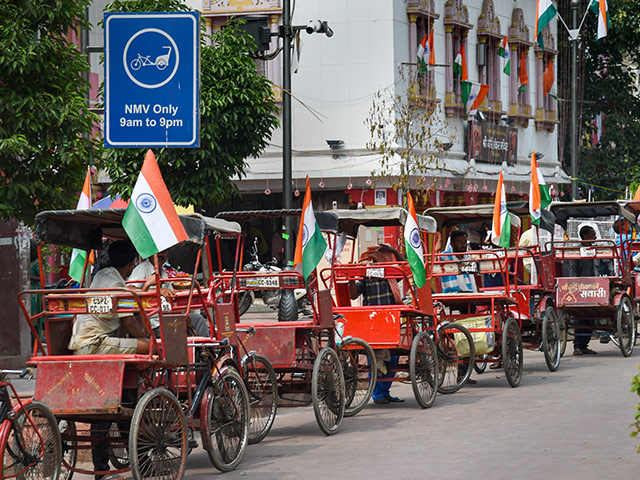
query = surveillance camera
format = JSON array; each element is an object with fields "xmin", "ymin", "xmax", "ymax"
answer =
[
  {"xmin": 306, "ymin": 20, "xmax": 322, "ymax": 34},
  {"xmin": 324, "ymin": 24, "xmax": 334, "ymax": 37},
  {"xmin": 332, "ymin": 200, "xmax": 338, "ymax": 210},
  {"xmin": 477, "ymin": 110, "xmax": 486, "ymax": 122}
]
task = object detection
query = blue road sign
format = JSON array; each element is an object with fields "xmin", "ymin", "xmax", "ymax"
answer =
[{"xmin": 104, "ymin": 12, "xmax": 200, "ymax": 148}]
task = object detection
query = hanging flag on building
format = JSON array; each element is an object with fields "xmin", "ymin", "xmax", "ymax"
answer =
[
  {"xmin": 294, "ymin": 176, "xmax": 327, "ymax": 281},
  {"xmin": 491, "ymin": 171, "xmax": 511, "ymax": 248},
  {"xmin": 543, "ymin": 59, "xmax": 554, "ymax": 96},
  {"xmin": 404, "ymin": 192, "xmax": 426, "ymax": 288},
  {"xmin": 536, "ymin": 0, "xmax": 558, "ymax": 49},
  {"xmin": 417, "ymin": 30, "xmax": 435, "ymax": 72},
  {"xmin": 529, "ymin": 153, "xmax": 552, "ymax": 226},
  {"xmin": 497, "ymin": 36, "xmax": 510, "ymax": 75},
  {"xmin": 453, "ymin": 44, "xmax": 468, "ymax": 81},
  {"xmin": 462, "ymin": 81, "xmax": 489, "ymax": 116},
  {"xmin": 518, "ymin": 50, "xmax": 529, "ymax": 93},
  {"xmin": 123, "ymin": 149, "xmax": 188, "ymax": 259},
  {"xmin": 590, "ymin": 0, "xmax": 609, "ymax": 40},
  {"xmin": 68, "ymin": 169, "xmax": 93, "ymax": 283}
]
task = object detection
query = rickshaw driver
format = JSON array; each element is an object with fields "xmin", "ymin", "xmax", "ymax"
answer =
[
  {"xmin": 68, "ymin": 240, "xmax": 150, "ymax": 355},
  {"xmin": 348, "ymin": 244, "xmax": 406, "ymax": 404},
  {"xmin": 441, "ymin": 230, "xmax": 478, "ymax": 293}
]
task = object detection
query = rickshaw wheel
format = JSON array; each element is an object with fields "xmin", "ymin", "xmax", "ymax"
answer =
[
  {"xmin": 436, "ymin": 322, "xmax": 475, "ymax": 394},
  {"xmin": 558, "ymin": 309, "xmax": 568, "ymax": 357},
  {"xmin": 129, "ymin": 388, "xmax": 187, "ymax": 480},
  {"xmin": 241, "ymin": 353, "xmax": 278, "ymax": 444},
  {"xmin": 337, "ymin": 337, "xmax": 377, "ymax": 417},
  {"xmin": 4, "ymin": 401, "xmax": 62, "ymax": 480},
  {"xmin": 474, "ymin": 354, "xmax": 489, "ymax": 374},
  {"xmin": 311, "ymin": 347, "xmax": 345, "ymax": 435},
  {"xmin": 502, "ymin": 317, "xmax": 523, "ymax": 387},
  {"xmin": 58, "ymin": 420, "xmax": 77, "ymax": 480},
  {"xmin": 201, "ymin": 367, "xmax": 249, "ymax": 472},
  {"xmin": 616, "ymin": 296, "xmax": 635, "ymax": 357},
  {"xmin": 541, "ymin": 307, "xmax": 561, "ymax": 372},
  {"xmin": 409, "ymin": 332, "xmax": 439, "ymax": 408},
  {"xmin": 108, "ymin": 422, "xmax": 129, "ymax": 469}
]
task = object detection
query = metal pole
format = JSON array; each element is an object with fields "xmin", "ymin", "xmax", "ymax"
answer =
[
  {"xmin": 570, "ymin": 0, "xmax": 579, "ymax": 200},
  {"xmin": 282, "ymin": 0, "xmax": 293, "ymax": 264}
]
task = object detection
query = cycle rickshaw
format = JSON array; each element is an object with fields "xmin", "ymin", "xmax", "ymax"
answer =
[
  {"xmin": 318, "ymin": 207, "xmax": 468, "ymax": 406},
  {"xmin": 549, "ymin": 201, "xmax": 638, "ymax": 357},
  {"xmin": 426, "ymin": 203, "xmax": 562, "ymax": 373},
  {"xmin": 424, "ymin": 205, "xmax": 525, "ymax": 387},
  {"xmin": 18, "ymin": 208, "xmax": 254, "ymax": 478},
  {"xmin": 216, "ymin": 209, "xmax": 376, "ymax": 434}
]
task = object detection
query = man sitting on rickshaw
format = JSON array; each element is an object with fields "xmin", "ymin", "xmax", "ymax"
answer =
[
  {"xmin": 441, "ymin": 230, "xmax": 478, "ymax": 293},
  {"xmin": 349, "ymin": 244, "xmax": 406, "ymax": 404},
  {"xmin": 67, "ymin": 240, "xmax": 150, "ymax": 355}
]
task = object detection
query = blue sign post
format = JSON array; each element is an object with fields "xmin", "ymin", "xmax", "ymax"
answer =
[{"xmin": 104, "ymin": 12, "xmax": 200, "ymax": 148}]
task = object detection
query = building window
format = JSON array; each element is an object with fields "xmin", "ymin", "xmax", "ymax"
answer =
[
  {"xmin": 507, "ymin": 8, "xmax": 533, "ymax": 128},
  {"xmin": 443, "ymin": 0, "xmax": 473, "ymax": 118},
  {"xmin": 407, "ymin": 1, "xmax": 440, "ymax": 105},
  {"xmin": 477, "ymin": 0, "xmax": 504, "ymax": 121},
  {"xmin": 534, "ymin": 26, "xmax": 558, "ymax": 132}
]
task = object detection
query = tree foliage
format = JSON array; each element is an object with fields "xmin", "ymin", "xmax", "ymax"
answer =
[
  {"xmin": 0, "ymin": 0, "xmax": 101, "ymax": 224},
  {"xmin": 101, "ymin": 0, "xmax": 279, "ymax": 207},
  {"xmin": 365, "ymin": 66, "xmax": 454, "ymax": 202},
  {"xmin": 569, "ymin": 0, "xmax": 640, "ymax": 199}
]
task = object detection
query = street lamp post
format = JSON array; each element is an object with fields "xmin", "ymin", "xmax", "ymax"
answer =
[{"xmin": 570, "ymin": 0, "xmax": 579, "ymax": 200}]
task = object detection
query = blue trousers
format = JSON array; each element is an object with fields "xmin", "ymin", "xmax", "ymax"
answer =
[{"xmin": 372, "ymin": 355, "xmax": 399, "ymax": 400}]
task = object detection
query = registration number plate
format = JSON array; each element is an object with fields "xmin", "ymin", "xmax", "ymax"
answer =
[
  {"xmin": 246, "ymin": 276, "xmax": 280, "ymax": 288},
  {"xmin": 459, "ymin": 261, "xmax": 479, "ymax": 274},
  {"xmin": 87, "ymin": 296, "xmax": 113, "ymax": 314},
  {"xmin": 160, "ymin": 296, "xmax": 172, "ymax": 312}
]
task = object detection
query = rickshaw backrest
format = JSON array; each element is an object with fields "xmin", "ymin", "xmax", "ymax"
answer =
[
  {"xmin": 46, "ymin": 315, "xmax": 75, "ymax": 356},
  {"xmin": 316, "ymin": 289, "xmax": 334, "ymax": 329},
  {"xmin": 334, "ymin": 281, "xmax": 351, "ymax": 307},
  {"xmin": 214, "ymin": 299, "xmax": 238, "ymax": 346},
  {"xmin": 160, "ymin": 314, "xmax": 189, "ymax": 366}
]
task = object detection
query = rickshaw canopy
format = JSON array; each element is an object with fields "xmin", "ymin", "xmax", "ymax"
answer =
[
  {"xmin": 34, "ymin": 209, "xmax": 240, "ymax": 251},
  {"xmin": 326, "ymin": 207, "xmax": 437, "ymax": 236},
  {"xmin": 424, "ymin": 204, "xmax": 523, "ymax": 231},
  {"xmin": 549, "ymin": 201, "xmax": 638, "ymax": 229}
]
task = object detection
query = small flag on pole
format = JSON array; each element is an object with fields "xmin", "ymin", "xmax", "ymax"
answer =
[
  {"xmin": 497, "ymin": 36, "xmax": 510, "ymax": 76},
  {"xmin": 462, "ymin": 81, "xmax": 489, "ymax": 116},
  {"xmin": 417, "ymin": 30, "xmax": 435, "ymax": 72},
  {"xmin": 491, "ymin": 171, "xmax": 511, "ymax": 248},
  {"xmin": 518, "ymin": 50, "xmax": 529, "ymax": 93},
  {"xmin": 404, "ymin": 192, "xmax": 426, "ymax": 288},
  {"xmin": 536, "ymin": 0, "xmax": 558, "ymax": 49},
  {"xmin": 123, "ymin": 150, "xmax": 188, "ymax": 259},
  {"xmin": 590, "ymin": 0, "xmax": 609, "ymax": 40},
  {"xmin": 529, "ymin": 152, "xmax": 552, "ymax": 226},
  {"xmin": 293, "ymin": 177, "xmax": 328, "ymax": 281},
  {"xmin": 543, "ymin": 59, "xmax": 554, "ymax": 96},
  {"xmin": 453, "ymin": 45, "xmax": 468, "ymax": 80},
  {"xmin": 69, "ymin": 169, "xmax": 92, "ymax": 283}
]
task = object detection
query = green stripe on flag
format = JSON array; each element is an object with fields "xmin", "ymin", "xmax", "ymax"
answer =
[
  {"xmin": 68, "ymin": 249, "xmax": 87, "ymax": 283},
  {"xmin": 302, "ymin": 227, "xmax": 326, "ymax": 280},
  {"xmin": 123, "ymin": 205, "xmax": 159, "ymax": 259},
  {"xmin": 499, "ymin": 214, "xmax": 512, "ymax": 248},
  {"xmin": 405, "ymin": 243, "xmax": 426, "ymax": 288}
]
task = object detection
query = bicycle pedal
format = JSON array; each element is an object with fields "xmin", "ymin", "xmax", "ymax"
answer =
[
  {"xmin": 599, "ymin": 336, "xmax": 611, "ymax": 344},
  {"xmin": 188, "ymin": 437, "xmax": 199, "ymax": 449}
]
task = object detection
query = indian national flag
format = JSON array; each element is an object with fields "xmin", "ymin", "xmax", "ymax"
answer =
[
  {"xmin": 518, "ymin": 50, "xmax": 528, "ymax": 93},
  {"xmin": 68, "ymin": 169, "xmax": 92, "ymax": 283},
  {"xmin": 294, "ymin": 176, "xmax": 327, "ymax": 281},
  {"xmin": 590, "ymin": 0, "xmax": 609, "ymax": 40},
  {"xmin": 453, "ymin": 45, "xmax": 468, "ymax": 80},
  {"xmin": 417, "ymin": 30, "xmax": 435, "ymax": 72},
  {"xmin": 536, "ymin": 0, "xmax": 558, "ymax": 49},
  {"xmin": 491, "ymin": 171, "xmax": 511, "ymax": 248},
  {"xmin": 529, "ymin": 152, "xmax": 552, "ymax": 225},
  {"xmin": 123, "ymin": 150, "xmax": 188, "ymax": 259},
  {"xmin": 462, "ymin": 81, "xmax": 489, "ymax": 116},
  {"xmin": 404, "ymin": 192, "xmax": 426, "ymax": 288},
  {"xmin": 497, "ymin": 36, "xmax": 510, "ymax": 75},
  {"xmin": 543, "ymin": 59, "xmax": 554, "ymax": 96}
]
